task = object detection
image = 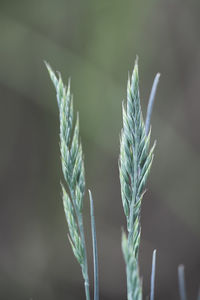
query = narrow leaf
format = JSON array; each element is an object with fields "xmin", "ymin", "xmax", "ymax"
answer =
[
  {"xmin": 150, "ymin": 249, "xmax": 157, "ymax": 300},
  {"xmin": 178, "ymin": 265, "xmax": 187, "ymax": 300},
  {"xmin": 89, "ymin": 190, "xmax": 99, "ymax": 300}
]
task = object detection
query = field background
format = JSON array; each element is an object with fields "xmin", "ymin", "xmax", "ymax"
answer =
[{"xmin": 0, "ymin": 0, "xmax": 200, "ymax": 299}]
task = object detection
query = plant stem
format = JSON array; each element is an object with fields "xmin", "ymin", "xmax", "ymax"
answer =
[
  {"xmin": 78, "ymin": 213, "xmax": 90, "ymax": 300},
  {"xmin": 69, "ymin": 186, "xmax": 90, "ymax": 300},
  {"xmin": 89, "ymin": 190, "xmax": 99, "ymax": 300},
  {"xmin": 178, "ymin": 265, "xmax": 187, "ymax": 300},
  {"xmin": 150, "ymin": 249, "xmax": 157, "ymax": 300}
]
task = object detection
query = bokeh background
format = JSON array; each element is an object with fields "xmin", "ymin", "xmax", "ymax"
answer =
[{"xmin": 0, "ymin": 0, "xmax": 200, "ymax": 299}]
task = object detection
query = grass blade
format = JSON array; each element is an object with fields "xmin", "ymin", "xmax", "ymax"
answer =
[
  {"xmin": 89, "ymin": 190, "xmax": 99, "ymax": 300},
  {"xmin": 150, "ymin": 249, "xmax": 157, "ymax": 300},
  {"xmin": 178, "ymin": 265, "xmax": 187, "ymax": 300}
]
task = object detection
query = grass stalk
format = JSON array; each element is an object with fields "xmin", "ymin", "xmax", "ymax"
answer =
[
  {"xmin": 46, "ymin": 62, "xmax": 90, "ymax": 300},
  {"xmin": 178, "ymin": 265, "xmax": 187, "ymax": 300},
  {"xmin": 150, "ymin": 249, "xmax": 157, "ymax": 300},
  {"xmin": 89, "ymin": 190, "xmax": 99, "ymax": 300},
  {"xmin": 119, "ymin": 58, "xmax": 157, "ymax": 299}
]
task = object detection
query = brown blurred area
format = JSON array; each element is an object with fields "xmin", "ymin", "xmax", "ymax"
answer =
[{"xmin": 0, "ymin": 0, "xmax": 200, "ymax": 299}]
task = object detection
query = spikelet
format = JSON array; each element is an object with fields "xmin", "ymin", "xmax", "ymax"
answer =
[
  {"xmin": 46, "ymin": 63, "xmax": 90, "ymax": 300},
  {"xmin": 119, "ymin": 59, "xmax": 156, "ymax": 299}
]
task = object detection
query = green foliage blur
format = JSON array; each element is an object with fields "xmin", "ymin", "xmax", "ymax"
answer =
[{"xmin": 0, "ymin": 0, "xmax": 200, "ymax": 299}]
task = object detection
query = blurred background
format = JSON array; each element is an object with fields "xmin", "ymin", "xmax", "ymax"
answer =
[{"xmin": 0, "ymin": 0, "xmax": 200, "ymax": 299}]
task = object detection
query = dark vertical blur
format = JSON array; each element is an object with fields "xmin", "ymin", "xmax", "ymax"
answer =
[{"xmin": 0, "ymin": 0, "xmax": 200, "ymax": 299}]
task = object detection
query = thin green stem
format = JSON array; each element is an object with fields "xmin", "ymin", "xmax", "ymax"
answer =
[
  {"xmin": 178, "ymin": 265, "xmax": 187, "ymax": 300},
  {"xmin": 69, "ymin": 188, "xmax": 90, "ymax": 300},
  {"xmin": 89, "ymin": 190, "xmax": 99, "ymax": 300},
  {"xmin": 126, "ymin": 264, "xmax": 132, "ymax": 300},
  {"xmin": 150, "ymin": 249, "xmax": 157, "ymax": 300},
  {"xmin": 78, "ymin": 213, "xmax": 90, "ymax": 300}
]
